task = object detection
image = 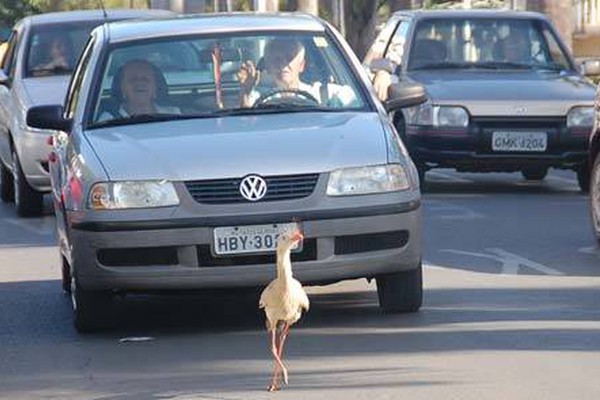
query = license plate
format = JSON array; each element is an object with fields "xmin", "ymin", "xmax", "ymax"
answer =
[
  {"xmin": 213, "ymin": 223, "xmax": 301, "ymax": 255},
  {"xmin": 492, "ymin": 131, "xmax": 547, "ymax": 152}
]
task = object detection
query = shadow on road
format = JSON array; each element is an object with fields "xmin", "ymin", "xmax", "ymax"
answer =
[
  {"xmin": 0, "ymin": 278, "xmax": 598, "ymax": 396},
  {"xmin": 423, "ymin": 171, "xmax": 582, "ymax": 195}
]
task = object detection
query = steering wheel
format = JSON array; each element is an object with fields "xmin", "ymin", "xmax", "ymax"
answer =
[{"xmin": 254, "ymin": 88, "xmax": 320, "ymax": 107}]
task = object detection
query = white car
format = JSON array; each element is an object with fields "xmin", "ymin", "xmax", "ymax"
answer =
[{"xmin": 0, "ymin": 9, "xmax": 172, "ymax": 216}]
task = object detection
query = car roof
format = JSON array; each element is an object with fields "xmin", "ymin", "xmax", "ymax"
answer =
[
  {"xmin": 22, "ymin": 8, "xmax": 174, "ymax": 26},
  {"xmin": 393, "ymin": 9, "xmax": 548, "ymax": 21},
  {"xmin": 103, "ymin": 12, "xmax": 326, "ymax": 43}
]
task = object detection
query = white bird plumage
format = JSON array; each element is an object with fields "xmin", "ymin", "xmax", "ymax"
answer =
[{"xmin": 259, "ymin": 229, "xmax": 309, "ymax": 392}]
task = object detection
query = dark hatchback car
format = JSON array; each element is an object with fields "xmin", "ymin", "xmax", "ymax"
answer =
[{"xmin": 365, "ymin": 10, "xmax": 598, "ymax": 190}]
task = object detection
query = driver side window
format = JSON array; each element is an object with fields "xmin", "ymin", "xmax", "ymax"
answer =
[
  {"xmin": 64, "ymin": 37, "xmax": 95, "ymax": 120},
  {"xmin": 1, "ymin": 31, "xmax": 20, "ymax": 77}
]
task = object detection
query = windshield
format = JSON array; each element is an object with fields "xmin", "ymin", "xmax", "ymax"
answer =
[
  {"xmin": 407, "ymin": 18, "xmax": 572, "ymax": 72},
  {"xmin": 26, "ymin": 21, "xmax": 101, "ymax": 78},
  {"xmin": 89, "ymin": 32, "xmax": 368, "ymax": 127}
]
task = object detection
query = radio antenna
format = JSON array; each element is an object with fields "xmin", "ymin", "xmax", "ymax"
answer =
[{"xmin": 98, "ymin": 0, "xmax": 108, "ymax": 21}]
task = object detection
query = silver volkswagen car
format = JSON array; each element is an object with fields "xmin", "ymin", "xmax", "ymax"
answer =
[
  {"xmin": 0, "ymin": 9, "xmax": 173, "ymax": 217},
  {"xmin": 27, "ymin": 13, "xmax": 425, "ymax": 332}
]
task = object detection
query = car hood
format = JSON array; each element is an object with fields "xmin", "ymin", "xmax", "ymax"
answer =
[
  {"xmin": 21, "ymin": 76, "xmax": 70, "ymax": 106},
  {"xmin": 408, "ymin": 70, "xmax": 596, "ymax": 116},
  {"xmin": 85, "ymin": 112, "xmax": 388, "ymax": 181}
]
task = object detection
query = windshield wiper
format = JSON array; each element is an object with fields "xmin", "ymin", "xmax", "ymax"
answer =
[
  {"xmin": 89, "ymin": 106, "xmax": 345, "ymax": 128},
  {"xmin": 252, "ymin": 103, "xmax": 341, "ymax": 112},
  {"xmin": 413, "ymin": 61, "xmax": 475, "ymax": 70},
  {"xmin": 207, "ymin": 104, "xmax": 343, "ymax": 116},
  {"xmin": 476, "ymin": 61, "xmax": 542, "ymax": 70},
  {"xmin": 529, "ymin": 62, "xmax": 566, "ymax": 72},
  {"xmin": 89, "ymin": 113, "xmax": 192, "ymax": 128}
]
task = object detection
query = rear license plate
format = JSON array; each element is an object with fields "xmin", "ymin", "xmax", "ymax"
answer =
[
  {"xmin": 213, "ymin": 222, "xmax": 301, "ymax": 256},
  {"xmin": 491, "ymin": 131, "xmax": 547, "ymax": 152}
]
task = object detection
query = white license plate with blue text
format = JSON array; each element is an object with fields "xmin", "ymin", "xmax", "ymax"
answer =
[
  {"xmin": 492, "ymin": 131, "xmax": 548, "ymax": 152},
  {"xmin": 213, "ymin": 223, "xmax": 301, "ymax": 255}
]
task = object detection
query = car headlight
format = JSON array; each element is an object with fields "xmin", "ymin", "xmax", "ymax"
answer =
[
  {"xmin": 88, "ymin": 180, "xmax": 179, "ymax": 210},
  {"xmin": 326, "ymin": 164, "xmax": 411, "ymax": 196},
  {"xmin": 567, "ymin": 106, "xmax": 594, "ymax": 128},
  {"xmin": 404, "ymin": 102, "xmax": 469, "ymax": 127}
]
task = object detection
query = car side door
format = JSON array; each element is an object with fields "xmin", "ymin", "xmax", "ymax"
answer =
[
  {"xmin": 52, "ymin": 35, "xmax": 96, "ymax": 218},
  {"xmin": 0, "ymin": 27, "xmax": 22, "ymax": 168}
]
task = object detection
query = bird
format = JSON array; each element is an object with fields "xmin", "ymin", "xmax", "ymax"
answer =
[{"xmin": 259, "ymin": 228, "xmax": 310, "ymax": 392}]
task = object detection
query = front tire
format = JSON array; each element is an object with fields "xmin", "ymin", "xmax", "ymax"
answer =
[
  {"xmin": 589, "ymin": 155, "xmax": 600, "ymax": 244},
  {"xmin": 12, "ymin": 150, "xmax": 43, "ymax": 217},
  {"xmin": 577, "ymin": 164, "xmax": 590, "ymax": 193},
  {"xmin": 0, "ymin": 161, "xmax": 14, "ymax": 203},
  {"xmin": 376, "ymin": 262, "xmax": 423, "ymax": 313},
  {"xmin": 71, "ymin": 276, "xmax": 113, "ymax": 333},
  {"xmin": 416, "ymin": 164, "xmax": 427, "ymax": 191}
]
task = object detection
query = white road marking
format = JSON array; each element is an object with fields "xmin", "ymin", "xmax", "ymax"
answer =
[
  {"xmin": 578, "ymin": 246, "xmax": 600, "ymax": 257},
  {"xmin": 425, "ymin": 199, "xmax": 485, "ymax": 219},
  {"xmin": 427, "ymin": 170, "xmax": 474, "ymax": 183},
  {"xmin": 441, "ymin": 248, "xmax": 564, "ymax": 276}
]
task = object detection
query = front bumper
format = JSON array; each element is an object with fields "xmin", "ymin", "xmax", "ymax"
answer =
[
  {"xmin": 68, "ymin": 194, "xmax": 422, "ymax": 292},
  {"xmin": 406, "ymin": 117, "xmax": 590, "ymax": 171},
  {"xmin": 16, "ymin": 127, "xmax": 52, "ymax": 191}
]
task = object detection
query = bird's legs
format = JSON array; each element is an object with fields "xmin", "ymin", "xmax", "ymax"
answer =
[
  {"xmin": 277, "ymin": 322, "xmax": 291, "ymax": 385},
  {"xmin": 268, "ymin": 327, "xmax": 287, "ymax": 392}
]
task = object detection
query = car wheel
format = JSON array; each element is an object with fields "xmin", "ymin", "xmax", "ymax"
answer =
[
  {"xmin": 71, "ymin": 275, "xmax": 113, "ymax": 333},
  {"xmin": 12, "ymin": 150, "xmax": 43, "ymax": 217},
  {"xmin": 376, "ymin": 262, "xmax": 423, "ymax": 313},
  {"xmin": 589, "ymin": 155, "xmax": 600, "ymax": 244},
  {"xmin": 577, "ymin": 164, "xmax": 590, "ymax": 193},
  {"xmin": 0, "ymin": 161, "xmax": 14, "ymax": 203},
  {"xmin": 521, "ymin": 167, "xmax": 548, "ymax": 181},
  {"xmin": 416, "ymin": 164, "xmax": 427, "ymax": 191}
]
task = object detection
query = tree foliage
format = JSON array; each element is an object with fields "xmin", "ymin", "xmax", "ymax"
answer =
[{"xmin": 0, "ymin": 0, "xmax": 40, "ymax": 27}]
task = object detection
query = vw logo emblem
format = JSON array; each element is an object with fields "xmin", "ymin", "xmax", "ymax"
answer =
[
  {"xmin": 514, "ymin": 106, "xmax": 527, "ymax": 114},
  {"xmin": 239, "ymin": 175, "xmax": 267, "ymax": 201}
]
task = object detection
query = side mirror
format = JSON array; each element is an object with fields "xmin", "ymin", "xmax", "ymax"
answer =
[
  {"xmin": 0, "ymin": 69, "xmax": 9, "ymax": 86},
  {"xmin": 384, "ymin": 82, "xmax": 427, "ymax": 112},
  {"xmin": 26, "ymin": 105, "xmax": 72, "ymax": 132},
  {"xmin": 581, "ymin": 59, "xmax": 600, "ymax": 76}
]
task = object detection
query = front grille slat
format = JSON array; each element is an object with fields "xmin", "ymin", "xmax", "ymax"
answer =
[{"xmin": 185, "ymin": 173, "xmax": 319, "ymax": 204}]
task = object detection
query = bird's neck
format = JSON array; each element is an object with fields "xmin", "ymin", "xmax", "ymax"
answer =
[{"xmin": 276, "ymin": 249, "xmax": 293, "ymax": 283}]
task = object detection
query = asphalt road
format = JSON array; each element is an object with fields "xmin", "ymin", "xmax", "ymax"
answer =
[{"xmin": 0, "ymin": 169, "xmax": 599, "ymax": 400}]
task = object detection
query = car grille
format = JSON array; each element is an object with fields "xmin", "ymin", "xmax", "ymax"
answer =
[
  {"xmin": 185, "ymin": 174, "xmax": 319, "ymax": 204},
  {"xmin": 472, "ymin": 116, "xmax": 564, "ymax": 131}
]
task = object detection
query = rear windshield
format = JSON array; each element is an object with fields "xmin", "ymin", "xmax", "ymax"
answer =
[{"xmin": 26, "ymin": 21, "xmax": 101, "ymax": 78}]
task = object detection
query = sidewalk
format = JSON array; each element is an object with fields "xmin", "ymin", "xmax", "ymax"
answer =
[{"xmin": 573, "ymin": 26, "xmax": 600, "ymax": 59}]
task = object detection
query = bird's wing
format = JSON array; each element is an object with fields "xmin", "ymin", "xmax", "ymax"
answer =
[
  {"xmin": 259, "ymin": 279, "xmax": 277, "ymax": 309},
  {"xmin": 300, "ymin": 288, "xmax": 310, "ymax": 312},
  {"xmin": 291, "ymin": 279, "xmax": 310, "ymax": 312}
]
